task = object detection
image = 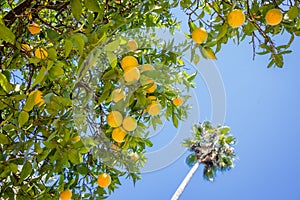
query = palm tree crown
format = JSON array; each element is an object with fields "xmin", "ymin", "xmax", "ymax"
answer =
[{"xmin": 183, "ymin": 121, "xmax": 237, "ymax": 181}]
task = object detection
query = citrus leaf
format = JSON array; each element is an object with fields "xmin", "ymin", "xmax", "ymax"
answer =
[
  {"xmin": 23, "ymin": 92, "xmax": 38, "ymax": 112},
  {"xmin": 287, "ymin": 5, "xmax": 298, "ymax": 20},
  {"xmin": 216, "ymin": 23, "xmax": 228, "ymax": 40},
  {"xmin": 104, "ymin": 39, "xmax": 120, "ymax": 52},
  {"xmin": 68, "ymin": 149, "xmax": 82, "ymax": 164},
  {"xmin": 47, "ymin": 48, "xmax": 57, "ymax": 60},
  {"xmin": 201, "ymin": 47, "xmax": 217, "ymax": 59},
  {"xmin": 84, "ymin": 0, "xmax": 101, "ymax": 12},
  {"xmin": 0, "ymin": 133, "xmax": 9, "ymax": 144},
  {"xmin": 72, "ymin": 33, "xmax": 85, "ymax": 56},
  {"xmin": 0, "ymin": 24, "xmax": 15, "ymax": 44},
  {"xmin": 18, "ymin": 111, "xmax": 29, "ymax": 127},
  {"xmin": 64, "ymin": 39, "xmax": 73, "ymax": 57},
  {"xmin": 19, "ymin": 161, "xmax": 32, "ymax": 183},
  {"xmin": 106, "ymin": 51, "xmax": 117, "ymax": 68},
  {"xmin": 70, "ymin": 0, "xmax": 82, "ymax": 20},
  {"xmin": 31, "ymin": 66, "xmax": 47, "ymax": 88},
  {"xmin": 0, "ymin": 72, "xmax": 13, "ymax": 93}
]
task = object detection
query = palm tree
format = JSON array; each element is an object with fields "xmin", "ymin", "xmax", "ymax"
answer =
[{"xmin": 171, "ymin": 121, "xmax": 237, "ymax": 200}]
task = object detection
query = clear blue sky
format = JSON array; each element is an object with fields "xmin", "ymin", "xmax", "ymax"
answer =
[{"xmin": 108, "ymin": 9, "xmax": 300, "ymax": 200}]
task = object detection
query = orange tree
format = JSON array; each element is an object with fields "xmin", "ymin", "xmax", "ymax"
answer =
[{"xmin": 0, "ymin": 0, "xmax": 299, "ymax": 199}]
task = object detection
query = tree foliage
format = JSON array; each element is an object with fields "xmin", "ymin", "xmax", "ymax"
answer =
[{"xmin": 0, "ymin": 0, "xmax": 299, "ymax": 199}]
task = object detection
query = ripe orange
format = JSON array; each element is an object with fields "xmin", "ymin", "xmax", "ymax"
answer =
[
  {"xmin": 97, "ymin": 173, "xmax": 111, "ymax": 188},
  {"xmin": 265, "ymin": 8, "xmax": 282, "ymax": 26},
  {"xmin": 173, "ymin": 96, "xmax": 184, "ymax": 106},
  {"xmin": 60, "ymin": 189, "xmax": 72, "ymax": 200},
  {"xmin": 122, "ymin": 116, "xmax": 137, "ymax": 131},
  {"xmin": 147, "ymin": 102, "xmax": 161, "ymax": 116},
  {"xmin": 112, "ymin": 89, "xmax": 126, "ymax": 102},
  {"xmin": 123, "ymin": 67, "xmax": 140, "ymax": 82},
  {"xmin": 28, "ymin": 22, "xmax": 41, "ymax": 34},
  {"xmin": 121, "ymin": 56, "xmax": 139, "ymax": 72},
  {"xmin": 228, "ymin": 9, "xmax": 245, "ymax": 28},
  {"xmin": 35, "ymin": 48, "xmax": 48, "ymax": 60},
  {"xmin": 191, "ymin": 28, "xmax": 208, "ymax": 44},
  {"xmin": 107, "ymin": 111, "xmax": 123, "ymax": 127},
  {"xmin": 28, "ymin": 90, "xmax": 44, "ymax": 106},
  {"xmin": 145, "ymin": 79, "xmax": 157, "ymax": 93},
  {"xmin": 127, "ymin": 40, "xmax": 138, "ymax": 51},
  {"xmin": 112, "ymin": 127, "xmax": 127, "ymax": 142}
]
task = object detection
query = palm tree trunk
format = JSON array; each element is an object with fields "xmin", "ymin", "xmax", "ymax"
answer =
[{"xmin": 171, "ymin": 162, "xmax": 200, "ymax": 200}]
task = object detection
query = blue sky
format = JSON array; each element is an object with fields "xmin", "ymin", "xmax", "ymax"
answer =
[{"xmin": 107, "ymin": 10, "xmax": 300, "ymax": 200}]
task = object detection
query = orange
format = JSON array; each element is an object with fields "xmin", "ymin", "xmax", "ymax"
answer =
[
  {"xmin": 173, "ymin": 96, "xmax": 184, "ymax": 106},
  {"xmin": 112, "ymin": 89, "xmax": 126, "ymax": 102},
  {"xmin": 145, "ymin": 79, "xmax": 157, "ymax": 93},
  {"xmin": 107, "ymin": 111, "xmax": 123, "ymax": 127},
  {"xmin": 228, "ymin": 9, "xmax": 245, "ymax": 28},
  {"xmin": 191, "ymin": 28, "xmax": 208, "ymax": 44},
  {"xmin": 141, "ymin": 64, "xmax": 154, "ymax": 72},
  {"xmin": 35, "ymin": 48, "xmax": 48, "ymax": 60},
  {"xmin": 265, "ymin": 8, "xmax": 282, "ymax": 26},
  {"xmin": 112, "ymin": 127, "xmax": 127, "ymax": 142},
  {"xmin": 147, "ymin": 102, "xmax": 161, "ymax": 116},
  {"xmin": 28, "ymin": 90, "xmax": 44, "ymax": 106},
  {"xmin": 60, "ymin": 189, "xmax": 72, "ymax": 200},
  {"xmin": 127, "ymin": 40, "xmax": 138, "ymax": 51},
  {"xmin": 121, "ymin": 56, "xmax": 139, "ymax": 72},
  {"xmin": 122, "ymin": 116, "xmax": 137, "ymax": 131},
  {"xmin": 97, "ymin": 173, "xmax": 111, "ymax": 188},
  {"xmin": 28, "ymin": 23, "xmax": 41, "ymax": 34},
  {"xmin": 123, "ymin": 67, "xmax": 140, "ymax": 82}
]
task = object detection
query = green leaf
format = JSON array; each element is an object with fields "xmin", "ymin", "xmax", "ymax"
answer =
[
  {"xmin": 0, "ymin": 72, "xmax": 13, "ymax": 93},
  {"xmin": 68, "ymin": 149, "xmax": 82, "ymax": 164},
  {"xmin": 72, "ymin": 33, "xmax": 85, "ymax": 56},
  {"xmin": 18, "ymin": 111, "xmax": 29, "ymax": 127},
  {"xmin": 186, "ymin": 154, "xmax": 197, "ymax": 167},
  {"xmin": 9, "ymin": 163, "xmax": 18, "ymax": 173},
  {"xmin": 216, "ymin": 23, "xmax": 228, "ymax": 40},
  {"xmin": 19, "ymin": 161, "xmax": 32, "ymax": 183},
  {"xmin": 188, "ymin": 21, "xmax": 197, "ymax": 32},
  {"xmin": 287, "ymin": 5, "xmax": 298, "ymax": 20},
  {"xmin": 31, "ymin": 66, "xmax": 47, "ymax": 88},
  {"xmin": 23, "ymin": 92, "xmax": 37, "ymax": 112},
  {"xmin": 172, "ymin": 112, "xmax": 178, "ymax": 128},
  {"xmin": 201, "ymin": 47, "xmax": 217, "ymax": 59},
  {"xmin": 106, "ymin": 51, "xmax": 117, "ymax": 68},
  {"xmin": 47, "ymin": 48, "xmax": 57, "ymax": 60},
  {"xmin": 274, "ymin": 54, "xmax": 283, "ymax": 68},
  {"xmin": 0, "ymin": 133, "xmax": 9, "ymax": 144},
  {"xmin": 84, "ymin": 0, "xmax": 101, "ymax": 12},
  {"xmin": 104, "ymin": 39, "xmax": 120, "ymax": 51},
  {"xmin": 70, "ymin": 0, "xmax": 82, "ymax": 20},
  {"xmin": 64, "ymin": 39, "xmax": 73, "ymax": 57},
  {"xmin": 47, "ymin": 28, "xmax": 60, "ymax": 40},
  {"xmin": 193, "ymin": 54, "xmax": 200, "ymax": 64},
  {"xmin": 49, "ymin": 64, "xmax": 64, "ymax": 79},
  {"xmin": 0, "ymin": 24, "xmax": 15, "ymax": 44}
]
